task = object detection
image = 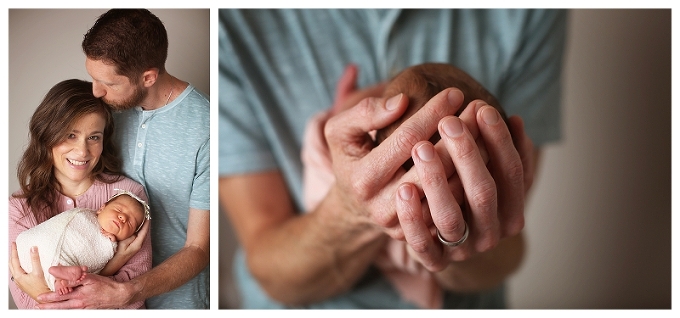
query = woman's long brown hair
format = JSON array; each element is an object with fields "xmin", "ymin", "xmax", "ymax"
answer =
[{"xmin": 13, "ymin": 79, "xmax": 122, "ymax": 223}]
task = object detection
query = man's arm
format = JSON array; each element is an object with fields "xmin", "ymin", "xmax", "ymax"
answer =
[
  {"xmin": 126, "ymin": 208, "xmax": 210, "ymax": 302},
  {"xmin": 36, "ymin": 208, "xmax": 209, "ymax": 309},
  {"xmin": 220, "ymin": 171, "xmax": 388, "ymax": 306}
]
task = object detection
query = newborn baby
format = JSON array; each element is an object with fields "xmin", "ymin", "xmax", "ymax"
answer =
[
  {"xmin": 301, "ymin": 62, "xmax": 508, "ymax": 309},
  {"xmin": 375, "ymin": 62, "xmax": 508, "ymax": 169},
  {"xmin": 15, "ymin": 189, "xmax": 151, "ymax": 295}
]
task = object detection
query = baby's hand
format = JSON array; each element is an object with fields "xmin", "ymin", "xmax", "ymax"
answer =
[{"xmin": 100, "ymin": 228, "xmax": 117, "ymax": 242}]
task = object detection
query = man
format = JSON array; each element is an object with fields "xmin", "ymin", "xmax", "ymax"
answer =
[
  {"xmin": 219, "ymin": 9, "xmax": 565, "ymax": 308},
  {"xmin": 37, "ymin": 9, "xmax": 210, "ymax": 309}
]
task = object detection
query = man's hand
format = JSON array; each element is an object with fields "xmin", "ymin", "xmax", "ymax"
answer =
[
  {"xmin": 324, "ymin": 87, "xmax": 465, "ymax": 238},
  {"xmin": 36, "ymin": 273, "xmax": 133, "ymax": 309}
]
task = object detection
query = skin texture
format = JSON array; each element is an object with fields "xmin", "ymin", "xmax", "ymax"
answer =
[
  {"xmin": 51, "ymin": 112, "xmax": 105, "ymax": 199},
  {"xmin": 220, "ymin": 64, "xmax": 539, "ymax": 306}
]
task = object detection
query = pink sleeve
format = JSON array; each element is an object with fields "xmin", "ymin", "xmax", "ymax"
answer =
[
  {"xmin": 107, "ymin": 180, "xmax": 152, "ymax": 309},
  {"xmin": 8, "ymin": 196, "xmax": 40, "ymax": 309}
]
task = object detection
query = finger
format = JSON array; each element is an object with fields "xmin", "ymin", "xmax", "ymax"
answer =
[
  {"xmin": 395, "ymin": 182, "xmax": 446, "ymax": 271},
  {"xmin": 376, "ymin": 88, "xmax": 464, "ymax": 185},
  {"xmin": 509, "ymin": 115, "xmax": 536, "ymax": 192},
  {"xmin": 137, "ymin": 216, "xmax": 150, "ymax": 237},
  {"xmin": 411, "ymin": 141, "xmax": 467, "ymax": 246},
  {"xmin": 29, "ymin": 246, "xmax": 44, "ymax": 275},
  {"xmin": 325, "ymin": 93, "xmax": 408, "ymax": 186},
  {"xmin": 457, "ymin": 99, "xmax": 486, "ymax": 139},
  {"xmin": 332, "ymin": 64, "xmax": 358, "ymax": 108},
  {"xmin": 478, "ymin": 107, "xmax": 526, "ymax": 237},
  {"xmin": 458, "ymin": 100, "xmax": 491, "ymax": 164},
  {"xmin": 439, "ymin": 115, "xmax": 500, "ymax": 252},
  {"xmin": 36, "ymin": 291, "xmax": 78, "ymax": 308},
  {"xmin": 10, "ymin": 242, "xmax": 22, "ymax": 276}
]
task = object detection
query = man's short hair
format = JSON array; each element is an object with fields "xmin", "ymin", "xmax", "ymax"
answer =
[{"xmin": 82, "ymin": 9, "xmax": 168, "ymax": 82}]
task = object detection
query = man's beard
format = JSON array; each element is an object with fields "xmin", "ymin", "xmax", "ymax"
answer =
[{"xmin": 104, "ymin": 85, "xmax": 147, "ymax": 110}]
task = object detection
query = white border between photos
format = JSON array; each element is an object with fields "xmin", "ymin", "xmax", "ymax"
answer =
[{"xmin": 1, "ymin": 1, "xmax": 678, "ymax": 316}]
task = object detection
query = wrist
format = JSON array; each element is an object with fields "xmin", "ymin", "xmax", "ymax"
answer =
[
  {"xmin": 121, "ymin": 277, "xmax": 145, "ymax": 306},
  {"xmin": 317, "ymin": 185, "xmax": 384, "ymax": 240}
]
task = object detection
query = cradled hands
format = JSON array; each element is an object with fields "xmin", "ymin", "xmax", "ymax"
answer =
[{"xmin": 324, "ymin": 65, "xmax": 535, "ymax": 272}]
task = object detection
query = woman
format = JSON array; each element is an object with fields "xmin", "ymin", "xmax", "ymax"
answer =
[{"xmin": 8, "ymin": 79, "xmax": 152, "ymax": 309}]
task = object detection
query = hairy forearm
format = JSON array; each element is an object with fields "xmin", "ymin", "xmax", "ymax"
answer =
[
  {"xmin": 434, "ymin": 233, "xmax": 525, "ymax": 293},
  {"xmin": 125, "ymin": 244, "xmax": 209, "ymax": 304},
  {"xmin": 246, "ymin": 186, "xmax": 388, "ymax": 306}
]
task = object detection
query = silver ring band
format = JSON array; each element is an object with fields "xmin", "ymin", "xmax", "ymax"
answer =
[{"xmin": 437, "ymin": 222, "xmax": 469, "ymax": 247}]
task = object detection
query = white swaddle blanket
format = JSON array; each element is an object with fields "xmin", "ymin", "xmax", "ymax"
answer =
[{"xmin": 15, "ymin": 207, "xmax": 117, "ymax": 291}]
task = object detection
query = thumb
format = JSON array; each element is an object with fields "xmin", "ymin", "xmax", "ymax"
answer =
[{"xmin": 325, "ymin": 93, "xmax": 408, "ymax": 161}]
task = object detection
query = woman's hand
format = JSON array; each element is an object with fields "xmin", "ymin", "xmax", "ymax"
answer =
[
  {"xmin": 9, "ymin": 242, "xmax": 51, "ymax": 301},
  {"xmin": 394, "ymin": 102, "xmax": 535, "ymax": 272}
]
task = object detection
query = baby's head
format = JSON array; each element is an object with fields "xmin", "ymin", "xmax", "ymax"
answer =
[
  {"xmin": 97, "ymin": 189, "xmax": 151, "ymax": 241},
  {"xmin": 375, "ymin": 63, "xmax": 508, "ymax": 169}
]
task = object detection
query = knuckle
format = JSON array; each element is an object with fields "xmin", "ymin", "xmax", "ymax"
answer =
[
  {"xmin": 409, "ymin": 238, "xmax": 430, "ymax": 254},
  {"xmin": 349, "ymin": 177, "xmax": 372, "ymax": 201},
  {"xmin": 471, "ymin": 181, "xmax": 497, "ymax": 211},
  {"xmin": 475, "ymin": 228, "xmax": 500, "ymax": 253},
  {"xmin": 505, "ymin": 158, "xmax": 525, "ymax": 187},
  {"xmin": 437, "ymin": 210, "xmax": 465, "ymax": 234},
  {"xmin": 504, "ymin": 215, "xmax": 525, "ymax": 237},
  {"xmin": 355, "ymin": 97, "xmax": 375, "ymax": 116},
  {"xmin": 419, "ymin": 168, "xmax": 448, "ymax": 188},
  {"xmin": 393, "ymin": 126, "xmax": 424, "ymax": 156},
  {"xmin": 452, "ymin": 137, "xmax": 478, "ymax": 163}
]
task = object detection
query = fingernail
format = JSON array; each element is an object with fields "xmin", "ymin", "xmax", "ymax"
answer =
[
  {"xmin": 386, "ymin": 93, "xmax": 402, "ymax": 110},
  {"xmin": 398, "ymin": 184, "xmax": 413, "ymax": 200},
  {"xmin": 447, "ymin": 89, "xmax": 463, "ymax": 107},
  {"xmin": 482, "ymin": 107, "xmax": 499, "ymax": 125},
  {"xmin": 31, "ymin": 246, "xmax": 37, "ymax": 253},
  {"xmin": 441, "ymin": 116, "xmax": 463, "ymax": 137},
  {"xmin": 415, "ymin": 143, "xmax": 435, "ymax": 161},
  {"xmin": 474, "ymin": 101, "xmax": 487, "ymax": 114}
]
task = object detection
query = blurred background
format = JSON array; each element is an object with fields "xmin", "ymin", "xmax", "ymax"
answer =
[
  {"xmin": 6, "ymin": 9, "xmax": 210, "ymax": 309},
  {"xmin": 217, "ymin": 9, "xmax": 672, "ymax": 309}
]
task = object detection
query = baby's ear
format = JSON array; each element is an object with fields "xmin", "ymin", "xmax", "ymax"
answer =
[{"xmin": 96, "ymin": 206, "xmax": 105, "ymax": 214}]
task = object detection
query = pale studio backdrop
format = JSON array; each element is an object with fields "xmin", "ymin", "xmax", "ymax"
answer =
[
  {"xmin": 216, "ymin": 9, "xmax": 672, "ymax": 309},
  {"xmin": 7, "ymin": 9, "xmax": 210, "ymax": 309}
]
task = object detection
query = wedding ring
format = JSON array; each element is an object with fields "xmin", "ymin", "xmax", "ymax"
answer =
[{"xmin": 437, "ymin": 221, "xmax": 469, "ymax": 247}]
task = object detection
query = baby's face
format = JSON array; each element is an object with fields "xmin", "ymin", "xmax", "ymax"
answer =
[{"xmin": 97, "ymin": 194, "xmax": 144, "ymax": 241}]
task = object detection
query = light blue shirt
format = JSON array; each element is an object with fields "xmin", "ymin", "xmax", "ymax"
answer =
[
  {"xmin": 114, "ymin": 84, "xmax": 211, "ymax": 308},
  {"xmin": 219, "ymin": 9, "xmax": 566, "ymax": 309}
]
